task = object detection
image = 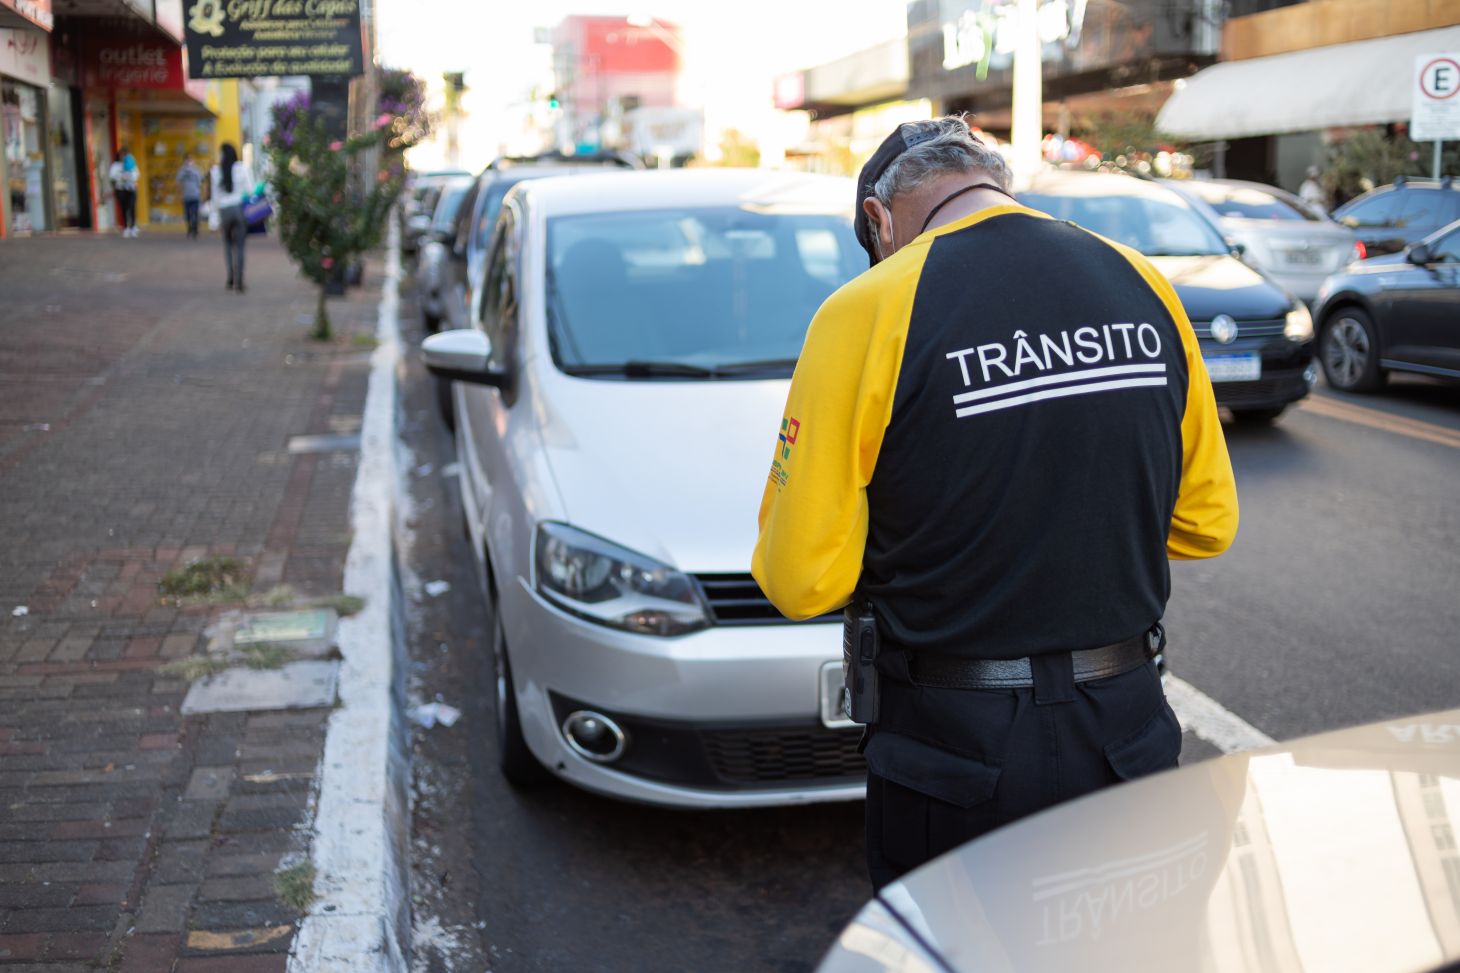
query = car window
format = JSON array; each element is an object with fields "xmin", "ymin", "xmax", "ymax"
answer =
[
  {"xmin": 1430, "ymin": 229, "xmax": 1460, "ymax": 263},
  {"xmin": 431, "ymin": 184, "xmax": 471, "ymax": 231},
  {"xmin": 1337, "ymin": 190, "xmax": 1401, "ymax": 228},
  {"xmin": 451, "ymin": 183, "xmax": 479, "ymax": 254},
  {"xmin": 1017, "ymin": 188, "xmax": 1230, "ymax": 256},
  {"xmin": 1398, "ymin": 189, "xmax": 1460, "ymax": 233},
  {"xmin": 1186, "ymin": 183, "xmax": 1313, "ymax": 221},
  {"xmin": 480, "ymin": 207, "xmax": 518, "ymax": 361},
  {"xmin": 545, "ymin": 206, "xmax": 860, "ymax": 372},
  {"xmin": 473, "ymin": 182, "xmax": 516, "ymax": 254}
]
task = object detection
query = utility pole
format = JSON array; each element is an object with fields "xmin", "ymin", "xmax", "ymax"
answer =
[
  {"xmin": 443, "ymin": 71, "xmax": 466, "ymax": 169},
  {"xmin": 1008, "ymin": 0, "xmax": 1044, "ymax": 182}
]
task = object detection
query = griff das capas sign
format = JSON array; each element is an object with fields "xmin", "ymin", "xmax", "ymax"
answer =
[{"xmin": 183, "ymin": 0, "xmax": 363, "ymax": 79}]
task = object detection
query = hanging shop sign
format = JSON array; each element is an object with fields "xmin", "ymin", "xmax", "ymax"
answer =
[
  {"xmin": 0, "ymin": 0, "xmax": 52, "ymax": 32},
  {"xmin": 82, "ymin": 37, "xmax": 186, "ymax": 91},
  {"xmin": 0, "ymin": 26, "xmax": 49, "ymax": 84},
  {"xmin": 182, "ymin": 0, "xmax": 364, "ymax": 79}
]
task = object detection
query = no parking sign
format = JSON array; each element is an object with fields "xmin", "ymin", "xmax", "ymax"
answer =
[{"xmin": 1412, "ymin": 53, "xmax": 1460, "ymax": 142}]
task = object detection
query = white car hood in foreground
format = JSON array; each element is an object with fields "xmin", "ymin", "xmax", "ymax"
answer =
[
  {"xmin": 533, "ymin": 371, "xmax": 791, "ymax": 573},
  {"xmin": 820, "ymin": 707, "xmax": 1460, "ymax": 973}
]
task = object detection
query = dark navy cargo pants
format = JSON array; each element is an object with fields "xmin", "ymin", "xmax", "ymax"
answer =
[{"xmin": 863, "ymin": 652, "xmax": 1181, "ymax": 890}]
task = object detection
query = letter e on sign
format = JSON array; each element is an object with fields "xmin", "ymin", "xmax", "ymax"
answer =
[{"xmin": 1412, "ymin": 54, "xmax": 1460, "ymax": 142}]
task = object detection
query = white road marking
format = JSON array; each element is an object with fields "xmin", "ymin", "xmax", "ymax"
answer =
[{"xmin": 1165, "ymin": 676, "xmax": 1275, "ymax": 754}]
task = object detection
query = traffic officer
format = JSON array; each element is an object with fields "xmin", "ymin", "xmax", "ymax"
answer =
[{"xmin": 751, "ymin": 116, "xmax": 1238, "ymax": 889}]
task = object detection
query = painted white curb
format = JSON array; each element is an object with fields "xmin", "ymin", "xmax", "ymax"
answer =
[{"xmin": 290, "ymin": 219, "xmax": 411, "ymax": 972}]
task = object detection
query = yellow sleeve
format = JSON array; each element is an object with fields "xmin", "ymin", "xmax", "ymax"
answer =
[
  {"xmin": 1114, "ymin": 244, "xmax": 1239, "ymax": 559},
  {"xmin": 750, "ymin": 254, "xmax": 921, "ymax": 620}
]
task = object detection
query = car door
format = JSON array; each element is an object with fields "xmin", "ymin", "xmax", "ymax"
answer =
[
  {"xmin": 1394, "ymin": 188, "xmax": 1460, "ymax": 252},
  {"xmin": 1337, "ymin": 189, "xmax": 1406, "ymax": 255},
  {"xmin": 457, "ymin": 205, "xmax": 520, "ymax": 548},
  {"xmin": 1386, "ymin": 226, "xmax": 1460, "ymax": 373}
]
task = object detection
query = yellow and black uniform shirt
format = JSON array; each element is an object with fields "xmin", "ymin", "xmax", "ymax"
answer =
[{"xmin": 752, "ymin": 205, "xmax": 1238, "ymax": 660}]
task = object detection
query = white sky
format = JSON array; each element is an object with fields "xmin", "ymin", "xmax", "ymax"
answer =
[{"xmin": 376, "ymin": 0, "xmax": 910, "ymax": 167}]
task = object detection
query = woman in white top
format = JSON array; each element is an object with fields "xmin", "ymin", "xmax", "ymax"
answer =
[{"xmin": 210, "ymin": 143, "xmax": 256, "ymax": 292}]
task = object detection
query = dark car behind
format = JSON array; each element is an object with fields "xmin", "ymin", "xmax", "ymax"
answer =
[
  {"xmin": 1332, "ymin": 176, "xmax": 1460, "ymax": 257},
  {"xmin": 1312, "ymin": 216, "xmax": 1460, "ymax": 391},
  {"xmin": 1018, "ymin": 170, "xmax": 1316, "ymax": 422}
]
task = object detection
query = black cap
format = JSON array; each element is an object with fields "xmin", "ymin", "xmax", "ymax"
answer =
[{"xmin": 854, "ymin": 121, "xmax": 940, "ymax": 266}]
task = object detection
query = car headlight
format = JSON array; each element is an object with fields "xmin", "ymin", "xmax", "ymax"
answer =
[
  {"xmin": 1284, "ymin": 303, "xmax": 1313, "ymax": 341},
  {"xmin": 534, "ymin": 522, "xmax": 710, "ymax": 636}
]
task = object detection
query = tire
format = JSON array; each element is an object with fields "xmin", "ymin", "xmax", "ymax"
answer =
[
  {"xmin": 1320, "ymin": 308, "xmax": 1385, "ymax": 392},
  {"xmin": 489, "ymin": 584, "xmax": 548, "ymax": 786},
  {"xmin": 1231, "ymin": 406, "xmax": 1286, "ymax": 424}
]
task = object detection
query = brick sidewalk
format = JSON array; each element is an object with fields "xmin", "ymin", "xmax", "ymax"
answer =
[{"xmin": 0, "ymin": 232, "xmax": 381, "ymax": 971}]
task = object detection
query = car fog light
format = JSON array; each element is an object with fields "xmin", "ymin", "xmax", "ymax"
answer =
[{"xmin": 562, "ymin": 710, "xmax": 627, "ymax": 763}]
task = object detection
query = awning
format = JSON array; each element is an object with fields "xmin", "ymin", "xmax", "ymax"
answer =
[{"xmin": 1157, "ymin": 25, "xmax": 1460, "ymax": 141}]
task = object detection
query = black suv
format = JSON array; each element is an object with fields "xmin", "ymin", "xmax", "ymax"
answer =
[{"xmin": 1332, "ymin": 177, "xmax": 1460, "ymax": 257}]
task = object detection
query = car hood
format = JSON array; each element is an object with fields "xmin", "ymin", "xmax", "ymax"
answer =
[
  {"xmin": 828, "ymin": 707, "xmax": 1460, "ymax": 973},
  {"xmin": 533, "ymin": 369, "xmax": 788, "ymax": 573},
  {"xmin": 1150, "ymin": 254, "xmax": 1294, "ymax": 320}
]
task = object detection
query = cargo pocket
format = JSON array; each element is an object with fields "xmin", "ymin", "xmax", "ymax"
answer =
[
  {"xmin": 1104, "ymin": 699, "xmax": 1182, "ymax": 781},
  {"xmin": 864, "ymin": 731, "xmax": 1003, "ymax": 877}
]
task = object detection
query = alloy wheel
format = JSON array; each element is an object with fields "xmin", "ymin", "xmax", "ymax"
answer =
[{"xmin": 1324, "ymin": 316, "xmax": 1370, "ymax": 388}]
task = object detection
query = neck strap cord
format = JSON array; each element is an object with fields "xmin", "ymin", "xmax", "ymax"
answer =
[{"xmin": 919, "ymin": 182, "xmax": 1019, "ymax": 234}]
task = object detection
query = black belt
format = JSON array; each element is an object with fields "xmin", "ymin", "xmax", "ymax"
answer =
[{"xmin": 909, "ymin": 636, "xmax": 1151, "ymax": 690}]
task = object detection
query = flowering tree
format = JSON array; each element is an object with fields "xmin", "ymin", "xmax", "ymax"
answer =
[{"xmin": 267, "ymin": 69, "xmax": 429, "ymax": 339}]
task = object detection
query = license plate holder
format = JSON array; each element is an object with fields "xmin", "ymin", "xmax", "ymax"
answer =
[
  {"xmin": 1204, "ymin": 352, "xmax": 1262, "ymax": 383},
  {"xmin": 1280, "ymin": 249, "xmax": 1323, "ymax": 266},
  {"xmin": 819, "ymin": 660, "xmax": 855, "ymax": 729}
]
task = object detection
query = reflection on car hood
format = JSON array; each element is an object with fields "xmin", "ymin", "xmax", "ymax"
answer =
[
  {"xmin": 533, "ymin": 369, "xmax": 789, "ymax": 573},
  {"xmin": 840, "ymin": 708, "xmax": 1460, "ymax": 973},
  {"xmin": 1149, "ymin": 254, "xmax": 1293, "ymax": 321}
]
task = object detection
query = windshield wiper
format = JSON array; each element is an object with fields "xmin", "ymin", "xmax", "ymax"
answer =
[
  {"xmin": 709, "ymin": 357, "xmax": 799, "ymax": 375},
  {"xmin": 561, "ymin": 360, "xmax": 718, "ymax": 378},
  {"xmin": 1142, "ymin": 249, "xmax": 1227, "ymax": 257}
]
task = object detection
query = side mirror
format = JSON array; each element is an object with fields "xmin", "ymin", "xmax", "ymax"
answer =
[
  {"xmin": 406, "ymin": 214, "xmax": 431, "ymax": 234},
  {"xmin": 1407, "ymin": 243, "xmax": 1432, "ymax": 265},
  {"xmin": 1227, "ymin": 239, "xmax": 1247, "ymax": 257},
  {"xmin": 422, "ymin": 329, "xmax": 509, "ymax": 388},
  {"xmin": 1339, "ymin": 215, "xmax": 1359, "ymax": 229}
]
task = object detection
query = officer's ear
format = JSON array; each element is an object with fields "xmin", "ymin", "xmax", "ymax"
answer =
[{"xmin": 862, "ymin": 196, "xmax": 895, "ymax": 262}]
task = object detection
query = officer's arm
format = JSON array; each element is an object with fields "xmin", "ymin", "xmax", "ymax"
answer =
[
  {"xmin": 1136, "ymin": 257, "xmax": 1239, "ymax": 558},
  {"xmin": 751, "ymin": 279, "xmax": 907, "ymax": 620}
]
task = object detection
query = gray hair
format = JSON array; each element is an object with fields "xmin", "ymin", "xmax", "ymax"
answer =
[{"xmin": 871, "ymin": 116, "xmax": 1012, "ymax": 207}]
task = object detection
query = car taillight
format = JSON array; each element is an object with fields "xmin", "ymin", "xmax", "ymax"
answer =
[{"xmin": 1352, "ymin": 240, "xmax": 1367, "ymax": 261}]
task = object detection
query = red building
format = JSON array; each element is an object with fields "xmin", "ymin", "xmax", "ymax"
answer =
[{"xmin": 550, "ymin": 15, "xmax": 680, "ymax": 152}]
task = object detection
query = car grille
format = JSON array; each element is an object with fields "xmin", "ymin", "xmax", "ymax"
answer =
[
  {"xmin": 1212, "ymin": 374, "xmax": 1306, "ymax": 407},
  {"xmin": 1192, "ymin": 317, "xmax": 1286, "ymax": 339},
  {"xmin": 694, "ymin": 573, "xmax": 837, "ymax": 625},
  {"xmin": 702, "ymin": 725, "xmax": 865, "ymax": 785}
]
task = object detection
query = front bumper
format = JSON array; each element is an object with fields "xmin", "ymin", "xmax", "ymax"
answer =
[
  {"xmin": 1202, "ymin": 336, "xmax": 1314, "ymax": 411},
  {"xmin": 504, "ymin": 578, "xmax": 865, "ymax": 808}
]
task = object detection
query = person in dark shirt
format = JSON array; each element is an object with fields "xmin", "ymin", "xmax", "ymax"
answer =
[{"xmin": 753, "ymin": 116, "xmax": 1238, "ymax": 889}]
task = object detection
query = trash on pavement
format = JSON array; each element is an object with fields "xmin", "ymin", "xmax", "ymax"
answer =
[
  {"xmin": 408, "ymin": 702, "xmax": 462, "ymax": 729},
  {"xmin": 423, "ymin": 580, "xmax": 451, "ymax": 598},
  {"xmin": 11, "ymin": 606, "xmax": 28, "ymax": 617}
]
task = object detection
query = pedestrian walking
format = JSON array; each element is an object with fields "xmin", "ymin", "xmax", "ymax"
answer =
[
  {"xmin": 109, "ymin": 148, "xmax": 139, "ymax": 238},
  {"xmin": 1299, "ymin": 165, "xmax": 1328, "ymax": 213},
  {"xmin": 177, "ymin": 154, "xmax": 203, "ymax": 238},
  {"xmin": 210, "ymin": 143, "xmax": 256, "ymax": 292},
  {"xmin": 751, "ymin": 116, "xmax": 1239, "ymax": 890}
]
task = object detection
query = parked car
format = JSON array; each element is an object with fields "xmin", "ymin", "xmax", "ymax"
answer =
[
  {"xmin": 402, "ymin": 169, "xmax": 471, "ymax": 256},
  {"xmin": 1162, "ymin": 178, "xmax": 1362, "ymax": 304},
  {"xmin": 1019, "ymin": 170, "xmax": 1316, "ymax": 423},
  {"xmin": 1332, "ymin": 176, "xmax": 1460, "ymax": 257},
  {"xmin": 415, "ymin": 176, "xmax": 478, "ymax": 330},
  {"xmin": 421, "ymin": 169, "xmax": 866, "ymax": 807},
  {"xmin": 817, "ymin": 706, "xmax": 1460, "ymax": 973},
  {"xmin": 1311, "ymin": 217, "xmax": 1460, "ymax": 391}
]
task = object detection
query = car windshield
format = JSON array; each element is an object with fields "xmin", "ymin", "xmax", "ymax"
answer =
[
  {"xmin": 1185, "ymin": 182, "xmax": 1317, "ymax": 222},
  {"xmin": 1019, "ymin": 186, "xmax": 1231, "ymax": 257},
  {"xmin": 546, "ymin": 206, "xmax": 861, "ymax": 377},
  {"xmin": 432, "ymin": 184, "xmax": 471, "ymax": 231}
]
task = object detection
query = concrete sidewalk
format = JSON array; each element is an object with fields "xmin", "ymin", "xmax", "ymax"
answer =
[{"xmin": 0, "ymin": 231, "xmax": 383, "ymax": 971}]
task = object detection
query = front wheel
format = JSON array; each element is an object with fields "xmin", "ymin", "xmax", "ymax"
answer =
[
  {"xmin": 490, "ymin": 586, "xmax": 548, "ymax": 786},
  {"xmin": 1320, "ymin": 309, "xmax": 1385, "ymax": 392}
]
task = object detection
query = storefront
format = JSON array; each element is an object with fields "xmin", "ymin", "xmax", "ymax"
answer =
[
  {"xmin": 1, "ymin": 11, "xmax": 53, "ymax": 236},
  {"xmin": 905, "ymin": 0, "xmax": 1219, "ymax": 137}
]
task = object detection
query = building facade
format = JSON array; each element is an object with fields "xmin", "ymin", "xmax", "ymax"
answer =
[{"xmin": 550, "ymin": 15, "xmax": 681, "ymax": 155}]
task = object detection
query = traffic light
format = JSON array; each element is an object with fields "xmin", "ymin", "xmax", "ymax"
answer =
[{"xmin": 547, "ymin": 92, "xmax": 561, "ymax": 110}]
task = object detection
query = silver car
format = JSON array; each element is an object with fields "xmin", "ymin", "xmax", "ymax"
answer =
[
  {"xmin": 818, "ymin": 707, "xmax": 1460, "ymax": 972},
  {"xmin": 422, "ymin": 169, "xmax": 867, "ymax": 808},
  {"xmin": 1164, "ymin": 178, "xmax": 1362, "ymax": 304},
  {"xmin": 415, "ymin": 175, "xmax": 475, "ymax": 330}
]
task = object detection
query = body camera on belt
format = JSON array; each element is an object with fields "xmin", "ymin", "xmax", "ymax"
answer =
[{"xmin": 842, "ymin": 597, "xmax": 880, "ymax": 724}]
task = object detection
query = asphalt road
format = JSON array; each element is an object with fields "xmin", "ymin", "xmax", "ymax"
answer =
[{"xmin": 395, "ymin": 275, "xmax": 1460, "ymax": 971}]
